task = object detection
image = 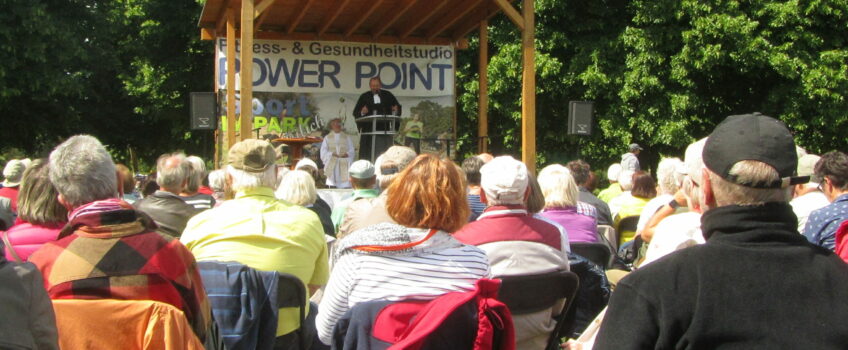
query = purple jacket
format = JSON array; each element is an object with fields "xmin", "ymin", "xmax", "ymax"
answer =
[
  {"xmin": 540, "ymin": 207, "xmax": 598, "ymax": 243},
  {"xmin": 3, "ymin": 222, "xmax": 64, "ymax": 261}
]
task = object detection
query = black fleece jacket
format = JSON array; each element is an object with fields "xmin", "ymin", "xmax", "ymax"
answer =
[{"xmin": 595, "ymin": 202, "xmax": 848, "ymax": 350}]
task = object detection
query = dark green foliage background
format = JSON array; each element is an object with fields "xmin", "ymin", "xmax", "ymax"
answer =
[{"xmin": 1, "ymin": 0, "xmax": 846, "ymax": 172}]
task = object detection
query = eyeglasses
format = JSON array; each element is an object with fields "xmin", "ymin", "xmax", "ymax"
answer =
[{"xmin": 817, "ymin": 182, "xmax": 824, "ymax": 192}]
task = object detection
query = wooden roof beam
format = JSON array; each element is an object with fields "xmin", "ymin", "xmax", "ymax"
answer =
[
  {"xmin": 254, "ymin": 0, "xmax": 277, "ymax": 18},
  {"xmin": 344, "ymin": 0, "xmax": 385, "ymax": 38},
  {"xmin": 371, "ymin": 0, "xmax": 419, "ymax": 39},
  {"xmin": 318, "ymin": 0, "xmax": 353, "ymax": 36},
  {"xmin": 399, "ymin": 0, "xmax": 448, "ymax": 39},
  {"xmin": 451, "ymin": 2, "xmax": 497, "ymax": 41},
  {"xmin": 426, "ymin": 0, "xmax": 483, "ymax": 40},
  {"xmin": 215, "ymin": 0, "xmax": 231, "ymax": 35},
  {"xmin": 493, "ymin": 0, "xmax": 524, "ymax": 31},
  {"xmin": 287, "ymin": 0, "xmax": 315, "ymax": 34}
]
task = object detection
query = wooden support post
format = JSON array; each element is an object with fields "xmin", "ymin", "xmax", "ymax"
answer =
[
  {"xmin": 478, "ymin": 20, "xmax": 489, "ymax": 154},
  {"xmin": 520, "ymin": 0, "xmax": 536, "ymax": 172},
  {"xmin": 226, "ymin": 6, "xmax": 237, "ymax": 147},
  {"xmin": 240, "ymin": 0, "xmax": 255, "ymax": 141}
]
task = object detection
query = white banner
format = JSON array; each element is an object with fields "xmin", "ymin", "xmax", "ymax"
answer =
[
  {"xmin": 215, "ymin": 38, "xmax": 454, "ymax": 96},
  {"xmin": 215, "ymin": 38, "xmax": 457, "ymax": 160}
]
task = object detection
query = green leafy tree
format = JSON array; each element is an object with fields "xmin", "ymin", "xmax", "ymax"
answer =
[{"xmin": 457, "ymin": 0, "xmax": 848, "ymax": 171}]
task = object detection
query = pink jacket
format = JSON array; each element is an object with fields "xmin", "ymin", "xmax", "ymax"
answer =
[{"xmin": 3, "ymin": 221, "xmax": 64, "ymax": 261}]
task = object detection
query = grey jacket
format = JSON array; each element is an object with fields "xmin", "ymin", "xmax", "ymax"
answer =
[
  {"xmin": 134, "ymin": 190, "xmax": 201, "ymax": 238},
  {"xmin": 0, "ymin": 255, "xmax": 59, "ymax": 349}
]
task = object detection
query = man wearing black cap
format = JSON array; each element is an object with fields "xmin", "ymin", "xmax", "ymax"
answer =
[{"xmin": 594, "ymin": 113, "xmax": 848, "ymax": 349}]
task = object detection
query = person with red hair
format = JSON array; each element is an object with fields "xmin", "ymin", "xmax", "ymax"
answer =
[{"xmin": 315, "ymin": 154, "xmax": 489, "ymax": 345}]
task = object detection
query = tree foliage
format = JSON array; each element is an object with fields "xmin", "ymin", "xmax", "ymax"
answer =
[
  {"xmin": 456, "ymin": 0, "xmax": 848, "ymax": 170},
  {"xmin": 0, "ymin": 0, "xmax": 212, "ymax": 168}
]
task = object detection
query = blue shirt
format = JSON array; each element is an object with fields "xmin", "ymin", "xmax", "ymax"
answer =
[
  {"xmin": 467, "ymin": 194, "xmax": 486, "ymax": 221},
  {"xmin": 803, "ymin": 194, "xmax": 848, "ymax": 250}
]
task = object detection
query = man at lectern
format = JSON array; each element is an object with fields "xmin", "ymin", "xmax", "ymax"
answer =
[
  {"xmin": 353, "ymin": 76, "xmax": 403, "ymax": 161},
  {"xmin": 353, "ymin": 76, "xmax": 402, "ymax": 119}
]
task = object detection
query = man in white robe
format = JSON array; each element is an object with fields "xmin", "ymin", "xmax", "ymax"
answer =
[{"xmin": 320, "ymin": 118, "xmax": 355, "ymax": 188}]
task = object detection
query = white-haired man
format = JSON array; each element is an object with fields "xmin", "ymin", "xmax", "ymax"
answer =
[
  {"xmin": 337, "ymin": 145, "xmax": 416, "ymax": 238},
  {"xmin": 180, "ymin": 139, "xmax": 329, "ymax": 345},
  {"xmin": 595, "ymin": 114, "xmax": 848, "ymax": 349},
  {"xmin": 637, "ymin": 139, "xmax": 707, "ymax": 267},
  {"xmin": 454, "ymin": 156, "xmax": 568, "ymax": 350},
  {"xmin": 598, "ymin": 163, "xmax": 623, "ymax": 203},
  {"xmin": 134, "ymin": 152, "xmax": 200, "ymax": 237},
  {"xmin": 180, "ymin": 155, "xmax": 216, "ymax": 209},
  {"xmin": 28, "ymin": 135, "xmax": 211, "ymax": 342}
]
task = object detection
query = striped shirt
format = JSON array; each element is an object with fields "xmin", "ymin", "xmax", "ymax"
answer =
[{"xmin": 315, "ymin": 227, "xmax": 490, "ymax": 344}]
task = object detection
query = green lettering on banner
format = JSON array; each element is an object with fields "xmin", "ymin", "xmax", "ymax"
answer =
[
  {"xmin": 268, "ymin": 117, "xmax": 282, "ymax": 133},
  {"xmin": 282, "ymin": 117, "xmax": 296, "ymax": 132},
  {"xmin": 220, "ymin": 116, "xmax": 242, "ymax": 132},
  {"xmin": 298, "ymin": 117, "xmax": 311, "ymax": 127},
  {"xmin": 254, "ymin": 116, "xmax": 268, "ymax": 129}
]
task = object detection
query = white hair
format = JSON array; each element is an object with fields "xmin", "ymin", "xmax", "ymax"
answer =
[
  {"xmin": 185, "ymin": 155, "xmax": 206, "ymax": 193},
  {"xmin": 156, "ymin": 153, "xmax": 189, "ymax": 192},
  {"xmin": 538, "ymin": 164, "xmax": 579, "ymax": 208},
  {"xmin": 618, "ymin": 170, "xmax": 635, "ymax": 191},
  {"xmin": 226, "ymin": 165, "xmax": 276, "ymax": 192},
  {"xmin": 208, "ymin": 169, "xmax": 226, "ymax": 192},
  {"xmin": 607, "ymin": 163, "xmax": 622, "ymax": 182},
  {"xmin": 275, "ymin": 166, "xmax": 290, "ymax": 189},
  {"xmin": 49, "ymin": 135, "xmax": 118, "ymax": 207},
  {"xmin": 276, "ymin": 170, "xmax": 317, "ymax": 206},
  {"xmin": 657, "ymin": 157, "xmax": 684, "ymax": 195}
]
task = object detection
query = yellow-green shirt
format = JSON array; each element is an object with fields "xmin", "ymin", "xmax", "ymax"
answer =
[
  {"xmin": 598, "ymin": 184, "xmax": 623, "ymax": 203},
  {"xmin": 180, "ymin": 187, "xmax": 330, "ymax": 336}
]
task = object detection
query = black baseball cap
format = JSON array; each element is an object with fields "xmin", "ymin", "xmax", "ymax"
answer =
[{"xmin": 703, "ymin": 113, "xmax": 808, "ymax": 188}]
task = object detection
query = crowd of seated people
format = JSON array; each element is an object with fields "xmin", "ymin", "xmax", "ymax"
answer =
[{"xmin": 2, "ymin": 112, "xmax": 848, "ymax": 349}]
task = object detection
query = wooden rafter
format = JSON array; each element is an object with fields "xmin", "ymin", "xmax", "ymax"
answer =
[
  {"xmin": 426, "ymin": 0, "xmax": 483, "ymax": 40},
  {"xmin": 287, "ymin": 0, "xmax": 315, "ymax": 34},
  {"xmin": 371, "ymin": 0, "xmax": 419, "ymax": 39},
  {"xmin": 318, "ymin": 0, "xmax": 353, "ymax": 36},
  {"xmin": 254, "ymin": 0, "xmax": 277, "ymax": 17},
  {"xmin": 215, "ymin": 0, "xmax": 231, "ymax": 35},
  {"xmin": 344, "ymin": 0, "xmax": 385, "ymax": 38},
  {"xmin": 399, "ymin": 0, "xmax": 448, "ymax": 39},
  {"xmin": 451, "ymin": 2, "xmax": 496, "ymax": 41},
  {"xmin": 493, "ymin": 0, "xmax": 524, "ymax": 31}
]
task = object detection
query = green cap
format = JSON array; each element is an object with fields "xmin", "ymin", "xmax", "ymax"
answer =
[{"xmin": 228, "ymin": 139, "xmax": 276, "ymax": 172}]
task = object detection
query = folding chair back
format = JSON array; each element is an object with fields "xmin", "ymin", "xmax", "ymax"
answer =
[
  {"xmin": 596, "ymin": 225, "xmax": 618, "ymax": 252},
  {"xmin": 570, "ymin": 242, "xmax": 612, "ymax": 270},
  {"xmin": 614, "ymin": 216, "xmax": 640, "ymax": 245},
  {"xmin": 497, "ymin": 271, "xmax": 580, "ymax": 350},
  {"xmin": 278, "ymin": 272, "xmax": 308, "ymax": 350}
]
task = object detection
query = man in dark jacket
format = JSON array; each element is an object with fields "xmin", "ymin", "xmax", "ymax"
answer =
[
  {"xmin": 134, "ymin": 152, "xmax": 200, "ymax": 237},
  {"xmin": 595, "ymin": 113, "xmax": 848, "ymax": 349}
]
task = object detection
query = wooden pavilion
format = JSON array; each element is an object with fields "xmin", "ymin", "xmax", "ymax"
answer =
[{"xmin": 198, "ymin": 0, "xmax": 539, "ymax": 171}]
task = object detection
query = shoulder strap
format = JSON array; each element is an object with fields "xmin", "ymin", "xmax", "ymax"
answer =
[{"xmin": 2, "ymin": 231, "xmax": 23, "ymax": 262}]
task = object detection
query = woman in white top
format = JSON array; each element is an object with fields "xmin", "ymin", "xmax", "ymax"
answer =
[{"xmin": 315, "ymin": 154, "xmax": 490, "ymax": 344}]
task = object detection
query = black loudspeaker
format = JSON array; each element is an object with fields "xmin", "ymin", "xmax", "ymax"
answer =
[
  {"xmin": 190, "ymin": 92, "xmax": 217, "ymax": 130},
  {"xmin": 568, "ymin": 101, "xmax": 594, "ymax": 135}
]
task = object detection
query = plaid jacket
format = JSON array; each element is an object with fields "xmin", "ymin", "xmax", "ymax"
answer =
[{"xmin": 28, "ymin": 207, "xmax": 211, "ymax": 341}]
